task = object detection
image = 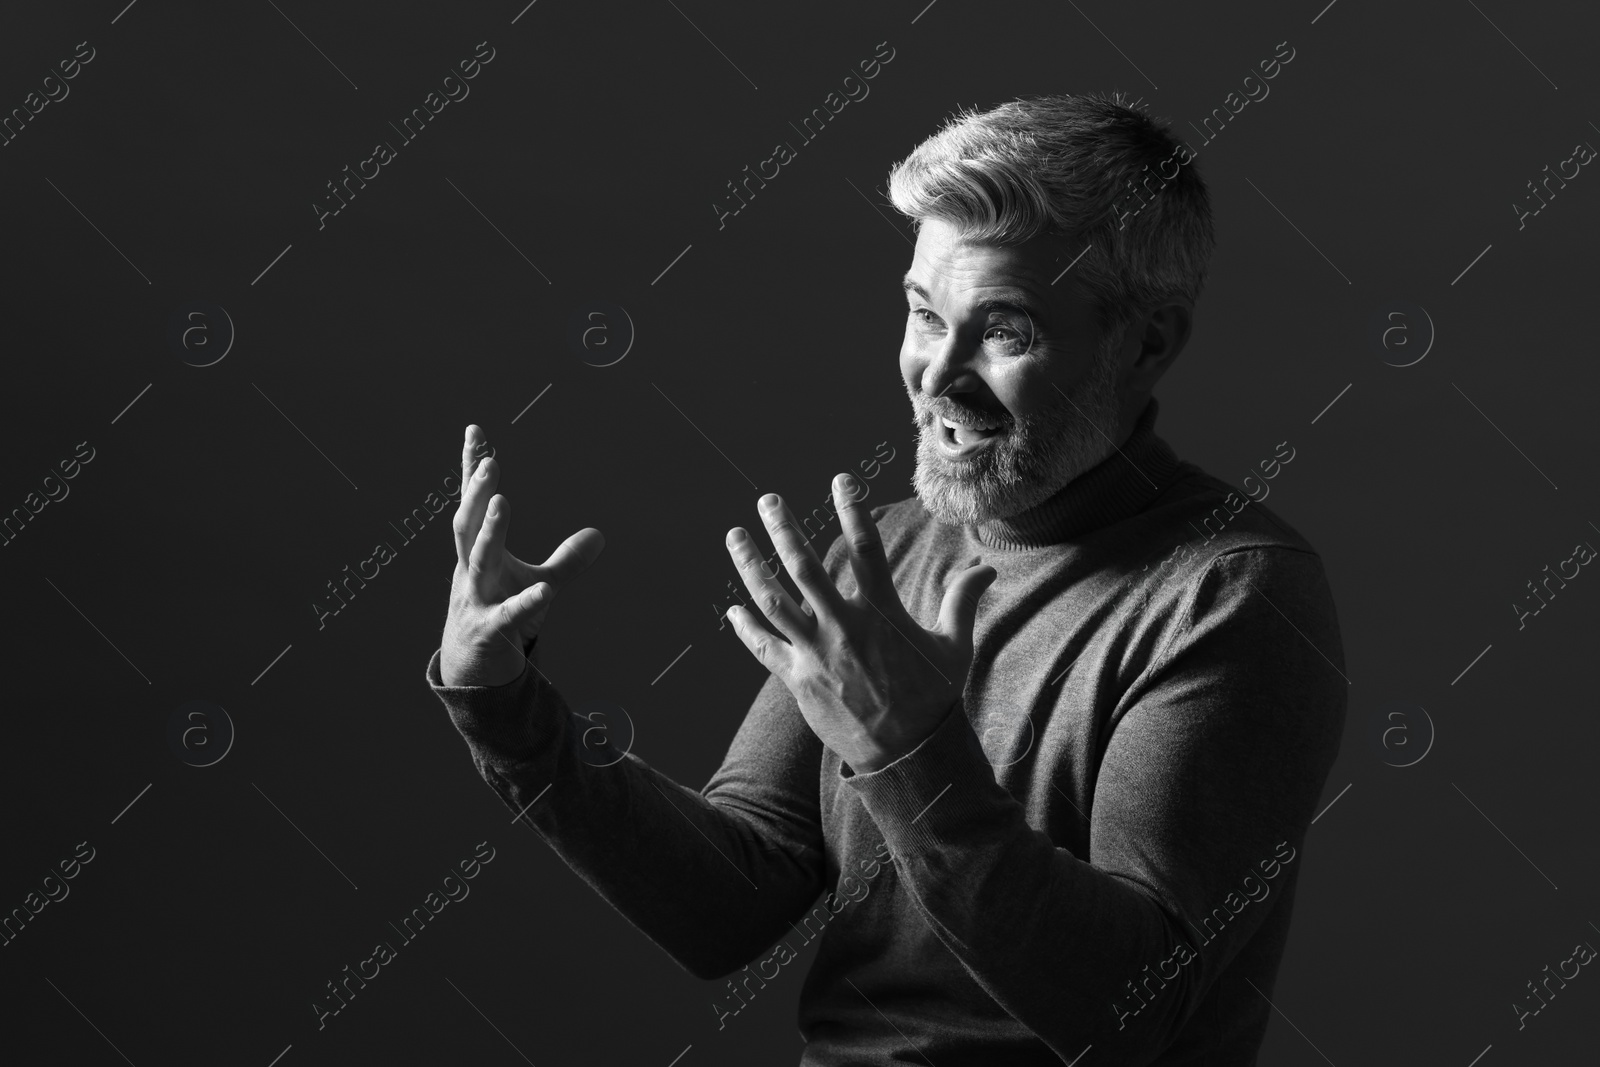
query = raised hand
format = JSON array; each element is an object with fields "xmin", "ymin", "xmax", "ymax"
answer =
[
  {"xmin": 723, "ymin": 473, "xmax": 997, "ymax": 773},
  {"xmin": 439, "ymin": 425, "xmax": 605, "ymax": 687}
]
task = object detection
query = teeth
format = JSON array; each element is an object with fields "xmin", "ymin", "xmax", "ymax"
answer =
[{"xmin": 940, "ymin": 416, "xmax": 998, "ymax": 432}]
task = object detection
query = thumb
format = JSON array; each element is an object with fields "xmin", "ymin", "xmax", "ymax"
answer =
[
  {"xmin": 938, "ymin": 564, "xmax": 997, "ymax": 645},
  {"xmin": 499, "ymin": 581, "xmax": 554, "ymax": 637},
  {"xmin": 535, "ymin": 528, "xmax": 607, "ymax": 587}
]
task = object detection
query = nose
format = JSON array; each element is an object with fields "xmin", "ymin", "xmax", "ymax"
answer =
[{"xmin": 915, "ymin": 330, "xmax": 985, "ymax": 408}]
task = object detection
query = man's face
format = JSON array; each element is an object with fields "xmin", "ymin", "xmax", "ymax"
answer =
[{"xmin": 900, "ymin": 217, "xmax": 1128, "ymax": 527}]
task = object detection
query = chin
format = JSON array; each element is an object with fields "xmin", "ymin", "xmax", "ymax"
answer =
[
  {"xmin": 910, "ymin": 428, "xmax": 1054, "ymax": 525},
  {"xmin": 910, "ymin": 416, "xmax": 1114, "ymax": 527}
]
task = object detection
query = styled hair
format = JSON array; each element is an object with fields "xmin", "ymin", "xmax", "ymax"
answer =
[{"xmin": 886, "ymin": 92, "xmax": 1215, "ymax": 346}]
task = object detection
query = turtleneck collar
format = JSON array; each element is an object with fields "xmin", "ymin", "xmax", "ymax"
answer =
[{"xmin": 967, "ymin": 397, "xmax": 1182, "ymax": 551}]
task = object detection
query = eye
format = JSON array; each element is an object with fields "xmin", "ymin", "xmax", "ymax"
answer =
[
  {"xmin": 983, "ymin": 308, "xmax": 1034, "ymax": 355},
  {"xmin": 909, "ymin": 308, "xmax": 940, "ymax": 326},
  {"xmin": 983, "ymin": 323, "xmax": 1032, "ymax": 356}
]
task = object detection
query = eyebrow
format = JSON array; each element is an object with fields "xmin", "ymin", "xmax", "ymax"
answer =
[{"xmin": 900, "ymin": 275, "xmax": 1045, "ymax": 317}]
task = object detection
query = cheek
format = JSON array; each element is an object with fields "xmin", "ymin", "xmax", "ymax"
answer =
[
  {"xmin": 899, "ymin": 329, "xmax": 924, "ymax": 383},
  {"xmin": 985, "ymin": 360, "xmax": 1049, "ymax": 420}
]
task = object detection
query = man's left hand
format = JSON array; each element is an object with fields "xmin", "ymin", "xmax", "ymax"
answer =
[{"xmin": 723, "ymin": 475, "xmax": 997, "ymax": 774}]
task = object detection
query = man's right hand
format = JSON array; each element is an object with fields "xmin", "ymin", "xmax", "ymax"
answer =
[{"xmin": 439, "ymin": 424, "xmax": 605, "ymax": 688}]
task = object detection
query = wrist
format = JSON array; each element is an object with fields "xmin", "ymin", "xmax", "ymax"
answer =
[
  {"xmin": 856, "ymin": 699, "xmax": 960, "ymax": 773},
  {"xmin": 440, "ymin": 644, "xmax": 529, "ymax": 688}
]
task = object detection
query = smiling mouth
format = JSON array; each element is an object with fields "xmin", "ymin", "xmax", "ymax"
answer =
[{"xmin": 935, "ymin": 415, "xmax": 1004, "ymax": 456}]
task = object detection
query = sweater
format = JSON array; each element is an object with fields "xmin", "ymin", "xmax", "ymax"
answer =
[{"xmin": 424, "ymin": 397, "xmax": 1348, "ymax": 1065}]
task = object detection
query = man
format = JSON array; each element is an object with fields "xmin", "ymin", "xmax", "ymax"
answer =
[{"xmin": 427, "ymin": 92, "xmax": 1346, "ymax": 1065}]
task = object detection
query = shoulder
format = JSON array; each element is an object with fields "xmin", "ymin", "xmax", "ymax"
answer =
[
  {"xmin": 1116, "ymin": 461, "xmax": 1343, "ymax": 671},
  {"xmin": 1143, "ymin": 537, "xmax": 1345, "ymax": 696},
  {"xmin": 1162, "ymin": 461, "xmax": 1317, "ymax": 554},
  {"xmin": 1180, "ymin": 544, "xmax": 1338, "ymax": 631},
  {"xmin": 1134, "ymin": 460, "xmax": 1328, "ymax": 588}
]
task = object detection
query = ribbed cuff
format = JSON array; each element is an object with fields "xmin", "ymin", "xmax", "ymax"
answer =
[
  {"xmin": 424, "ymin": 647, "xmax": 552, "ymax": 771},
  {"xmin": 839, "ymin": 699, "xmax": 1014, "ymax": 858}
]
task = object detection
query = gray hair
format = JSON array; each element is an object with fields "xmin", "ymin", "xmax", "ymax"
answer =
[{"xmin": 886, "ymin": 92, "xmax": 1215, "ymax": 347}]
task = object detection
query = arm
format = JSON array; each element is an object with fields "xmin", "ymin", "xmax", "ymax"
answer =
[
  {"xmin": 836, "ymin": 547, "xmax": 1347, "ymax": 1063},
  {"xmin": 430, "ymin": 425, "xmax": 828, "ymax": 979},
  {"xmin": 428, "ymin": 653, "xmax": 827, "ymax": 980}
]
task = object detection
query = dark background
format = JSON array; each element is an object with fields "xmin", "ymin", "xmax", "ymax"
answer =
[{"xmin": 1, "ymin": 0, "xmax": 1596, "ymax": 1063}]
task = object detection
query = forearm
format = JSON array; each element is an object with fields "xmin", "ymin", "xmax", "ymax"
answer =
[{"xmin": 427, "ymin": 649, "xmax": 824, "ymax": 979}]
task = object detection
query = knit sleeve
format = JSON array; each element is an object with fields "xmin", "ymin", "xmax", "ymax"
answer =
[{"xmin": 839, "ymin": 546, "xmax": 1347, "ymax": 1064}]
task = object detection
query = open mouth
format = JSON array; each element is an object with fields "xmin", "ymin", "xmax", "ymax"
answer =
[{"xmin": 936, "ymin": 415, "xmax": 1004, "ymax": 457}]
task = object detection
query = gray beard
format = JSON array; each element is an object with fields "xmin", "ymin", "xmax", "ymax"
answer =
[{"xmin": 907, "ymin": 341, "xmax": 1125, "ymax": 527}]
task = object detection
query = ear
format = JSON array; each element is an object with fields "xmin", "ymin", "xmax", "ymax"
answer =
[{"xmin": 1125, "ymin": 301, "xmax": 1193, "ymax": 392}]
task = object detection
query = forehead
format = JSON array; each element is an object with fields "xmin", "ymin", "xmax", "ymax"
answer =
[{"xmin": 902, "ymin": 217, "xmax": 1082, "ymax": 311}]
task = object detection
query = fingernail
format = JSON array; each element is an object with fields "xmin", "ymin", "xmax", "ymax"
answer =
[
  {"xmin": 759, "ymin": 493, "xmax": 779, "ymax": 511},
  {"xmin": 727, "ymin": 528, "xmax": 746, "ymax": 546}
]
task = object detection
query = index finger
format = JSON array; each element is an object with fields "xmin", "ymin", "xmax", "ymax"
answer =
[{"xmin": 833, "ymin": 473, "xmax": 893, "ymax": 602}]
